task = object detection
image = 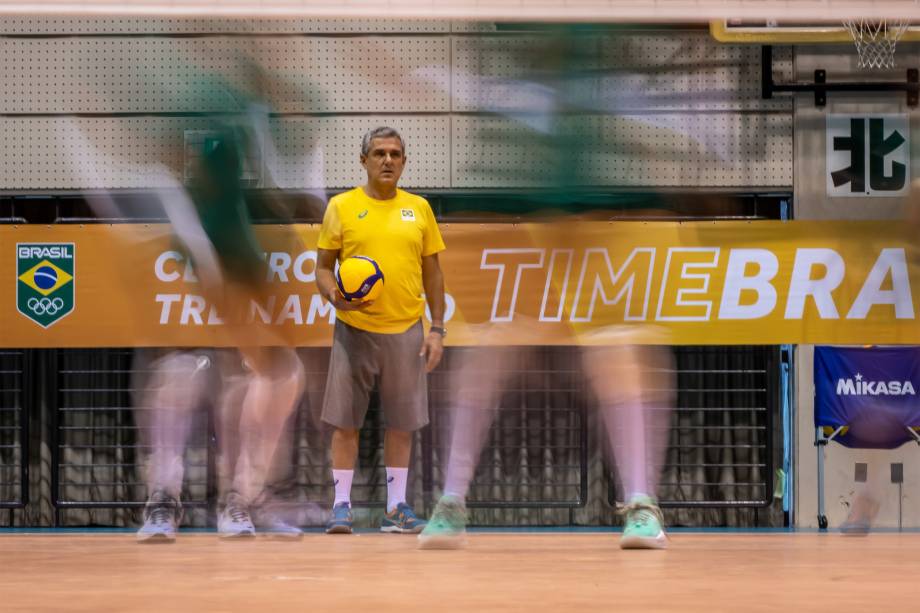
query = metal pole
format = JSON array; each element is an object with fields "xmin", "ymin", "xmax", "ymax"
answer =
[
  {"xmin": 816, "ymin": 427, "xmax": 826, "ymax": 528},
  {"xmin": 815, "ymin": 426, "xmax": 843, "ymax": 529},
  {"xmin": 898, "ymin": 482, "xmax": 903, "ymax": 532}
]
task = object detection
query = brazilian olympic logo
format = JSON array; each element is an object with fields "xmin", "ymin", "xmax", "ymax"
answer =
[{"xmin": 16, "ymin": 243, "xmax": 75, "ymax": 328}]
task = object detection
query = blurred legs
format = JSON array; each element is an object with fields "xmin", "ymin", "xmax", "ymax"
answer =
[
  {"xmin": 136, "ymin": 350, "xmax": 210, "ymax": 543},
  {"xmin": 583, "ymin": 343, "xmax": 674, "ymax": 549},
  {"xmin": 584, "ymin": 345, "xmax": 673, "ymax": 501},
  {"xmin": 218, "ymin": 347, "xmax": 305, "ymax": 538},
  {"xmin": 441, "ymin": 348, "xmax": 508, "ymax": 500},
  {"xmin": 420, "ymin": 346, "xmax": 510, "ymax": 549}
]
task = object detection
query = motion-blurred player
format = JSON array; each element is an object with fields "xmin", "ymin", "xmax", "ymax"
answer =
[
  {"xmin": 418, "ymin": 335, "xmax": 673, "ymax": 550},
  {"xmin": 134, "ymin": 93, "xmax": 307, "ymax": 539}
]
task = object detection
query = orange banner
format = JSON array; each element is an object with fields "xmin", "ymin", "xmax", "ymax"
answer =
[{"xmin": 2, "ymin": 221, "xmax": 919, "ymax": 347}]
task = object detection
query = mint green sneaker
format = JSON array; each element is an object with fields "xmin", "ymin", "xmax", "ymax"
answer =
[
  {"xmin": 417, "ymin": 494, "xmax": 467, "ymax": 549},
  {"xmin": 840, "ymin": 493, "xmax": 879, "ymax": 536},
  {"xmin": 619, "ymin": 495, "xmax": 667, "ymax": 550}
]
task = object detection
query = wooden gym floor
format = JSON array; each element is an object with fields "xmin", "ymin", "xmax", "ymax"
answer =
[{"xmin": 0, "ymin": 532, "xmax": 916, "ymax": 612}]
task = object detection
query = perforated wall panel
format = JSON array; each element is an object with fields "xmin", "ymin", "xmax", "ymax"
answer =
[
  {"xmin": 448, "ymin": 21, "xmax": 498, "ymax": 33},
  {"xmin": 452, "ymin": 113, "xmax": 792, "ymax": 188},
  {"xmin": 0, "ymin": 37, "xmax": 450, "ymax": 113},
  {"xmin": 0, "ymin": 26, "xmax": 793, "ymax": 190},
  {"xmin": 0, "ymin": 116, "xmax": 449, "ymax": 189},
  {"xmin": 0, "ymin": 17, "xmax": 449, "ymax": 34},
  {"xmin": 452, "ymin": 33, "xmax": 792, "ymax": 113}
]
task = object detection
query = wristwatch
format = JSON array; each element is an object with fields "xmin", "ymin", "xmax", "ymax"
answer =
[{"xmin": 430, "ymin": 325, "xmax": 447, "ymax": 337}]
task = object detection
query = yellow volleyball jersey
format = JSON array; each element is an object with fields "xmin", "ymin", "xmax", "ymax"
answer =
[{"xmin": 318, "ymin": 187, "xmax": 445, "ymax": 334}]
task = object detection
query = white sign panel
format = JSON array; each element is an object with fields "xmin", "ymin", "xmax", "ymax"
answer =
[{"xmin": 826, "ymin": 114, "xmax": 910, "ymax": 198}]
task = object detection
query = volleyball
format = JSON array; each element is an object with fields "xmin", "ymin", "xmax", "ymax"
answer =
[{"xmin": 336, "ymin": 255, "xmax": 384, "ymax": 302}]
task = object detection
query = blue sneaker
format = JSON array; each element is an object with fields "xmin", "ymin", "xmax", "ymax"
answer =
[
  {"xmin": 325, "ymin": 502, "xmax": 353, "ymax": 534},
  {"xmin": 381, "ymin": 502, "xmax": 426, "ymax": 534}
]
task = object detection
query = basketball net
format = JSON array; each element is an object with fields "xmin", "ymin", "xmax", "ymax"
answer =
[{"xmin": 843, "ymin": 18, "xmax": 910, "ymax": 70}]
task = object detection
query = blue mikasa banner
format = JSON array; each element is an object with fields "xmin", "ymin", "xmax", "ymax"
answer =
[{"xmin": 815, "ymin": 346, "xmax": 920, "ymax": 449}]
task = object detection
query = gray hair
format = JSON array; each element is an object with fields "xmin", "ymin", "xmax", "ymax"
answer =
[{"xmin": 361, "ymin": 126, "xmax": 405, "ymax": 156}]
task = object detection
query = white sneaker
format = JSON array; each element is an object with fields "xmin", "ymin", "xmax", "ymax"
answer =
[
  {"xmin": 254, "ymin": 508, "xmax": 303, "ymax": 540},
  {"xmin": 137, "ymin": 490, "xmax": 181, "ymax": 543},
  {"xmin": 218, "ymin": 492, "xmax": 255, "ymax": 539}
]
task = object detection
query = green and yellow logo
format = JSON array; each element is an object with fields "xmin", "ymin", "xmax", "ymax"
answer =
[{"xmin": 16, "ymin": 243, "xmax": 75, "ymax": 328}]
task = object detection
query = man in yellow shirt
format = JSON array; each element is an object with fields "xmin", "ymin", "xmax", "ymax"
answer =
[{"xmin": 316, "ymin": 126, "xmax": 446, "ymax": 534}]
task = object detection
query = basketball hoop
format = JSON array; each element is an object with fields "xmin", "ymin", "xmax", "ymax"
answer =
[{"xmin": 843, "ymin": 19, "xmax": 910, "ymax": 70}]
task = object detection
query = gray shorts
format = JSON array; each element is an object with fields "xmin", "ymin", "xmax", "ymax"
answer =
[{"xmin": 321, "ymin": 319, "xmax": 428, "ymax": 432}]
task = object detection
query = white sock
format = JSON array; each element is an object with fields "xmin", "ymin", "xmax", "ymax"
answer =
[
  {"xmin": 443, "ymin": 489, "xmax": 468, "ymax": 504},
  {"xmin": 443, "ymin": 466, "xmax": 472, "ymax": 502},
  {"xmin": 386, "ymin": 467, "xmax": 408, "ymax": 512},
  {"xmin": 333, "ymin": 469, "xmax": 353, "ymax": 506}
]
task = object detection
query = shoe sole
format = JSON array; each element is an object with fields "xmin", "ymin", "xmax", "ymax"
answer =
[
  {"xmin": 219, "ymin": 531, "xmax": 256, "ymax": 540},
  {"xmin": 261, "ymin": 531, "xmax": 304, "ymax": 541},
  {"xmin": 326, "ymin": 525, "xmax": 353, "ymax": 534},
  {"xmin": 620, "ymin": 532, "xmax": 668, "ymax": 550},
  {"xmin": 136, "ymin": 533, "xmax": 176, "ymax": 544},
  {"xmin": 417, "ymin": 533, "xmax": 466, "ymax": 550},
  {"xmin": 381, "ymin": 524, "xmax": 425, "ymax": 534}
]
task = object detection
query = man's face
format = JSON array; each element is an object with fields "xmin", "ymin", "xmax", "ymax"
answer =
[{"xmin": 361, "ymin": 136, "xmax": 406, "ymax": 188}]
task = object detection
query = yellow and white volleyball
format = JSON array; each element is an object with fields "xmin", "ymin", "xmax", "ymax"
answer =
[{"xmin": 336, "ymin": 256, "xmax": 385, "ymax": 302}]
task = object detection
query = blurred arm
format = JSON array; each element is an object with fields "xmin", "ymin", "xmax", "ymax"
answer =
[{"xmin": 153, "ymin": 171, "xmax": 224, "ymax": 291}]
